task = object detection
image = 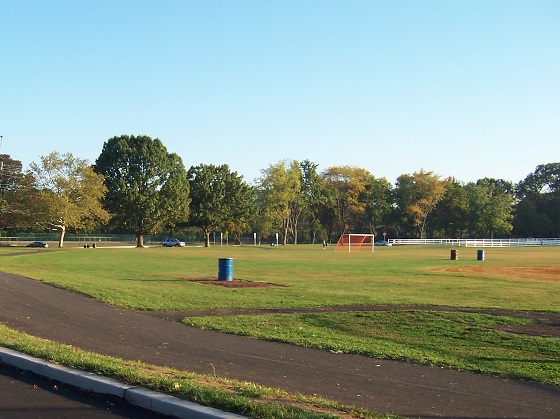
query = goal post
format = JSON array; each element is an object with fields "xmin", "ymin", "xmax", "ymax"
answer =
[{"xmin": 334, "ymin": 234, "xmax": 375, "ymax": 253}]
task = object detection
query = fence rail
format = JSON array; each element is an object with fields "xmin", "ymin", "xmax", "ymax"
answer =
[{"xmin": 389, "ymin": 238, "xmax": 560, "ymax": 247}]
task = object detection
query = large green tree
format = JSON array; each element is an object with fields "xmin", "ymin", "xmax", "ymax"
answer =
[
  {"xmin": 0, "ymin": 154, "xmax": 29, "ymax": 232},
  {"xmin": 0, "ymin": 155, "xmax": 23, "ymax": 223},
  {"xmin": 321, "ymin": 166, "xmax": 371, "ymax": 238},
  {"xmin": 430, "ymin": 178, "xmax": 469, "ymax": 238},
  {"xmin": 257, "ymin": 160, "xmax": 301, "ymax": 245},
  {"xmin": 358, "ymin": 175, "xmax": 393, "ymax": 236},
  {"xmin": 187, "ymin": 163, "xmax": 253, "ymax": 247},
  {"xmin": 299, "ymin": 160, "xmax": 328, "ymax": 243},
  {"xmin": 95, "ymin": 135, "xmax": 190, "ymax": 247},
  {"xmin": 465, "ymin": 178, "xmax": 514, "ymax": 238},
  {"xmin": 27, "ymin": 152, "xmax": 109, "ymax": 247},
  {"xmin": 515, "ymin": 163, "xmax": 560, "ymax": 237},
  {"xmin": 393, "ymin": 170, "xmax": 448, "ymax": 238}
]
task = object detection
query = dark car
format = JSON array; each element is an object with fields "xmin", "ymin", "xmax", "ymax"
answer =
[{"xmin": 27, "ymin": 241, "xmax": 49, "ymax": 248}]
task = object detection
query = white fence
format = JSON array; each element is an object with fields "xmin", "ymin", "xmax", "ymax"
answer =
[{"xmin": 389, "ymin": 238, "xmax": 560, "ymax": 247}]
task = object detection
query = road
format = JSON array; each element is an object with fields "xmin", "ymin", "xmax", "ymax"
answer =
[{"xmin": 0, "ymin": 362, "xmax": 165, "ymax": 419}]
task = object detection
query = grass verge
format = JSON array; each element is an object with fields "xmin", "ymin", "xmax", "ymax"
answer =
[
  {"xmin": 0, "ymin": 324, "xmax": 397, "ymax": 419},
  {"xmin": 184, "ymin": 310, "xmax": 560, "ymax": 385}
]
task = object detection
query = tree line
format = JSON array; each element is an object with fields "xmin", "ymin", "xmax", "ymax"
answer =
[{"xmin": 1, "ymin": 134, "xmax": 558, "ymax": 247}]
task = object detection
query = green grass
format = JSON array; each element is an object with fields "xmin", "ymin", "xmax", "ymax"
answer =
[
  {"xmin": 185, "ymin": 310, "xmax": 559, "ymax": 385},
  {"xmin": 0, "ymin": 324, "xmax": 391, "ymax": 419},
  {"xmin": 0, "ymin": 243, "xmax": 558, "ymax": 414},
  {"xmin": 0, "ymin": 245, "xmax": 559, "ymax": 312}
]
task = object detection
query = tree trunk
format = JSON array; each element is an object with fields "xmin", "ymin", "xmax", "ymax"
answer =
[
  {"xmin": 136, "ymin": 218, "xmax": 145, "ymax": 248},
  {"xmin": 204, "ymin": 229, "xmax": 211, "ymax": 247},
  {"xmin": 58, "ymin": 225, "xmax": 66, "ymax": 248}
]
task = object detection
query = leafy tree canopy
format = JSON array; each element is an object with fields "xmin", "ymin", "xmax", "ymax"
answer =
[
  {"xmin": 28, "ymin": 152, "xmax": 109, "ymax": 247},
  {"xmin": 95, "ymin": 135, "xmax": 190, "ymax": 247},
  {"xmin": 187, "ymin": 163, "xmax": 253, "ymax": 247}
]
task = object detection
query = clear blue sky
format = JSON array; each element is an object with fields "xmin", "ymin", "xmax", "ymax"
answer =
[{"xmin": 1, "ymin": 0, "xmax": 558, "ymax": 185}]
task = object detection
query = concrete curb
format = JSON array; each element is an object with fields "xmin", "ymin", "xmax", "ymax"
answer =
[{"xmin": 0, "ymin": 347, "xmax": 244, "ymax": 419}]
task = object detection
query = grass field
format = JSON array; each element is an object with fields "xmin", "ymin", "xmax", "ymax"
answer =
[
  {"xmin": 1, "ymin": 244, "xmax": 559, "ymax": 312},
  {"xmin": 0, "ymin": 244, "xmax": 559, "ymax": 416}
]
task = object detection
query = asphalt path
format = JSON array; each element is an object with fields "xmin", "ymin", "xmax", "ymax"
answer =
[
  {"xmin": 0, "ymin": 362, "xmax": 166, "ymax": 418},
  {"xmin": 0, "ymin": 271, "xmax": 559, "ymax": 418}
]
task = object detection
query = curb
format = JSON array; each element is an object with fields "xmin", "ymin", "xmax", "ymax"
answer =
[{"xmin": 0, "ymin": 347, "xmax": 244, "ymax": 419}]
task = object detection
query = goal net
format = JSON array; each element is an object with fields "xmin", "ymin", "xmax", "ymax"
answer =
[{"xmin": 334, "ymin": 234, "xmax": 375, "ymax": 253}]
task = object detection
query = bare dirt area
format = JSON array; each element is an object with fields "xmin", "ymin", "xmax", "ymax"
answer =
[
  {"xmin": 435, "ymin": 265, "xmax": 560, "ymax": 282},
  {"xmin": 184, "ymin": 278, "xmax": 284, "ymax": 288}
]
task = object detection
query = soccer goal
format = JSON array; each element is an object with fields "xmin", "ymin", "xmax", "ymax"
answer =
[{"xmin": 335, "ymin": 234, "xmax": 375, "ymax": 253}]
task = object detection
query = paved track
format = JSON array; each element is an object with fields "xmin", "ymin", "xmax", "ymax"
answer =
[{"xmin": 1, "ymin": 271, "xmax": 559, "ymax": 418}]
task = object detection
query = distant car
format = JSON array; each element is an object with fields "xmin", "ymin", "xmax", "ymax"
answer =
[
  {"xmin": 27, "ymin": 241, "xmax": 49, "ymax": 248},
  {"xmin": 161, "ymin": 238, "xmax": 185, "ymax": 247},
  {"xmin": 374, "ymin": 240, "xmax": 392, "ymax": 246}
]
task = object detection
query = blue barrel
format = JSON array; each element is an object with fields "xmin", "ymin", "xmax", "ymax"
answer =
[
  {"xmin": 218, "ymin": 258, "xmax": 234, "ymax": 281},
  {"xmin": 477, "ymin": 250, "xmax": 485, "ymax": 261}
]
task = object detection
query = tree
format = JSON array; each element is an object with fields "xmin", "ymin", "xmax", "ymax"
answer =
[
  {"xmin": 393, "ymin": 170, "xmax": 448, "ymax": 238},
  {"xmin": 257, "ymin": 160, "xmax": 301, "ymax": 245},
  {"xmin": 27, "ymin": 152, "xmax": 109, "ymax": 247},
  {"xmin": 515, "ymin": 163, "xmax": 560, "ymax": 237},
  {"xmin": 95, "ymin": 135, "xmax": 190, "ymax": 247},
  {"xmin": 0, "ymin": 154, "xmax": 26, "ymax": 231},
  {"xmin": 358, "ymin": 175, "xmax": 393, "ymax": 236},
  {"xmin": 187, "ymin": 164, "xmax": 253, "ymax": 247},
  {"xmin": 299, "ymin": 160, "xmax": 328, "ymax": 243},
  {"xmin": 0, "ymin": 154, "xmax": 23, "ymax": 227},
  {"xmin": 321, "ymin": 166, "xmax": 370, "ymax": 238},
  {"xmin": 464, "ymin": 178, "xmax": 514, "ymax": 238},
  {"xmin": 430, "ymin": 178, "xmax": 469, "ymax": 238}
]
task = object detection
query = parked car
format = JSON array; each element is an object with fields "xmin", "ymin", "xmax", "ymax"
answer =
[
  {"xmin": 27, "ymin": 241, "xmax": 49, "ymax": 248},
  {"xmin": 374, "ymin": 240, "xmax": 392, "ymax": 246},
  {"xmin": 161, "ymin": 238, "xmax": 185, "ymax": 247}
]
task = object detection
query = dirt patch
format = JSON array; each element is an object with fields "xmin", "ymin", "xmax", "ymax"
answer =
[
  {"xmin": 435, "ymin": 266, "xmax": 560, "ymax": 282},
  {"xmin": 184, "ymin": 278, "xmax": 283, "ymax": 288}
]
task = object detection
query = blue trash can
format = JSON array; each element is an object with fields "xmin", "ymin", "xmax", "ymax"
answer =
[
  {"xmin": 477, "ymin": 250, "xmax": 485, "ymax": 261},
  {"xmin": 218, "ymin": 258, "xmax": 234, "ymax": 281}
]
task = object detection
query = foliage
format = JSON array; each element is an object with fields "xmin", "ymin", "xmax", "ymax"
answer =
[
  {"xmin": 299, "ymin": 160, "xmax": 328, "ymax": 243},
  {"xmin": 429, "ymin": 178, "xmax": 469, "ymax": 238},
  {"xmin": 321, "ymin": 166, "xmax": 372, "ymax": 238},
  {"xmin": 515, "ymin": 163, "xmax": 560, "ymax": 237},
  {"xmin": 464, "ymin": 178, "xmax": 514, "ymax": 238},
  {"xmin": 393, "ymin": 170, "xmax": 448, "ymax": 238},
  {"xmin": 0, "ymin": 154, "xmax": 25, "ymax": 230},
  {"xmin": 257, "ymin": 160, "xmax": 302, "ymax": 244},
  {"xmin": 187, "ymin": 163, "xmax": 253, "ymax": 247},
  {"xmin": 94, "ymin": 135, "xmax": 190, "ymax": 247},
  {"xmin": 24, "ymin": 152, "xmax": 109, "ymax": 247}
]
